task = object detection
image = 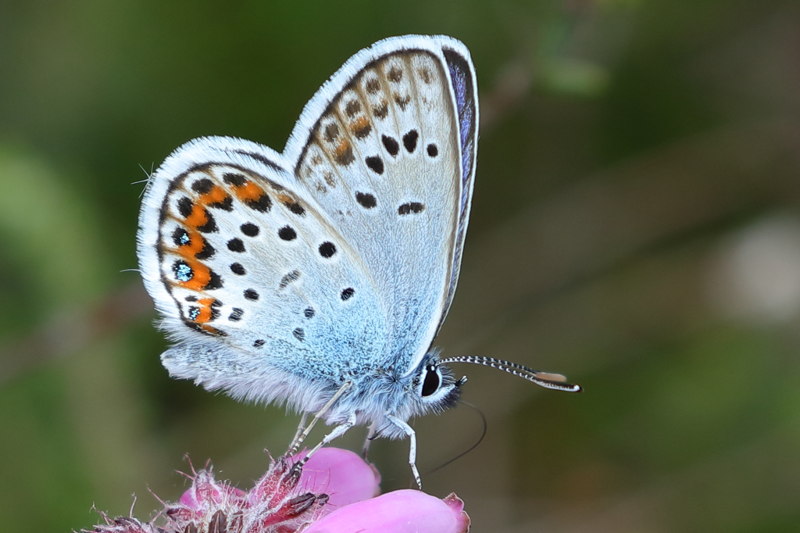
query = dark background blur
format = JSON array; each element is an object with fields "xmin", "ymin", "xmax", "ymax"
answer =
[{"xmin": 2, "ymin": 1, "xmax": 799, "ymax": 531}]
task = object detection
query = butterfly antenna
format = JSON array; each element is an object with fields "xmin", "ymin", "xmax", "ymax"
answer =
[
  {"xmin": 427, "ymin": 400, "xmax": 487, "ymax": 475},
  {"xmin": 438, "ymin": 355, "xmax": 583, "ymax": 392}
]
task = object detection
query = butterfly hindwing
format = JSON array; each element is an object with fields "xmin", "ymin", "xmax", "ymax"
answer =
[{"xmin": 138, "ymin": 142, "xmax": 389, "ymax": 389}]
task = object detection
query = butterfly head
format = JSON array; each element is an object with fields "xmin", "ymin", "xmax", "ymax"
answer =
[
  {"xmin": 409, "ymin": 351, "xmax": 467, "ymax": 414},
  {"xmin": 400, "ymin": 352, "xmax": 582, "ymax": 417},
  {"xmin": 360, "ymin": 351, "xmax": 579, "ymax": 439},
  {"xmin": 346, "ymin": 350, "xmax": 464, "ymax": 440}
]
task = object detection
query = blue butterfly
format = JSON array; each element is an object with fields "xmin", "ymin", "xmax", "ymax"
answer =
[{"xmin": 137, "ymin": 35, "xmax": 580, "ymax": 487}]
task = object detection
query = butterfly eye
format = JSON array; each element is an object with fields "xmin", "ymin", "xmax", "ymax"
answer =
[{"xmin": 420, "ymin": 365, "xmax": 441, "ymax": 397}]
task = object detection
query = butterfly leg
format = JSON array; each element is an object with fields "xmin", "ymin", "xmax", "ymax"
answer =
[
  {"xmin": 386, "ymin": 414, "xmax": 422, "ymax": 489},
  {"xmin": 296, "ymin": 412, "xmax": 357, "ymax": 467},
  {"xmin": 288, "ymin": 381, "xmax": 352, "ymax": 455},
  {"xmin": 290, "ymin": 412, "xmax": 309, "ymax": 449},
  {"xmin": 361, "ymin": 422, "xmax": 378, "ymax": 459}
]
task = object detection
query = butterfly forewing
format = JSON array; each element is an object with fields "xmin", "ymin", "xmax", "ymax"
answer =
[{"xmin": 288, "ymin": 38, "xmax": 477, "ymax": 374}]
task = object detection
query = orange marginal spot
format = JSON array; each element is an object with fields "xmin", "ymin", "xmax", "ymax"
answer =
[
  {"xmin": 187, "ymin": 231, "xmax": 205, "ymax": 256},
  {"xmin": 351, "ymin": 116, "xmax": 369, "ymax": 131},
  {"xmin": 333, "ymin": 138, "xmax": 355, "ymax": 165},
  {"xmin": 200, "ymin": 324, "xmax": 224, "ymax": 335},
  {"xmin": 176, "ymin": 230, "xmax": 206, "ymax": 257},
  {"xmin": 185, "ymin": 204, "xmax": 209, "ymax": 229},
  {"xmin": 233, "ymin": 180, "xmax": 266, "ymax": 202},
  {"xmin": 200, "ymin": 185, "xmax": 229, "ymax": 206},
  {"xmin": 193, "ymin": 297, "xmax": 217, "ymax": 324},
  {"xmin": 277, "ymin": 192, "xmax": 296, "ymax": 205},
  {"xmin": 335, "ymin": 139, "xmax": 351, "ymax": 158},
  {"xmin": 350, "ymin": 116, "xmax": 372, "ymax": 138},
  {"xmin": 178, "ymin": 259, "xmax": 211, "ymax": 291}
]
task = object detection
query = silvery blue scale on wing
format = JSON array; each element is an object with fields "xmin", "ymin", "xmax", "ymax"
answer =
[{"xmin": 136, "ymin": 35, "xmax": 479, "ymax": 448}]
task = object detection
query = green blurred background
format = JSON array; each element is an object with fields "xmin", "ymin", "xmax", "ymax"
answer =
[{"xmin": 2, "ymin": 1, "xmax": 799, "ymax": 531}]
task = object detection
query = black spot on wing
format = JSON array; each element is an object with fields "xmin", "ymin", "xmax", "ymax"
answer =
[
  {"xmin": 197, "ymin": 212, "xmax": 217, "ymax": 233},
  {"xmin": 172, "ymin": 228, "xmax": 190, "ymax": 246},
  {"xmin": 398, "ymin": 202, "xmax": 425, "ymax": 215},
  {"xmin": 177, "ymin": 197, "xmax": 193, "ymax": 217},
  {"xmin": 227, "ymin": 238, "xmax": 245, "ymax": 252},
  {"xmin": 240, "ymin": 223, "xmax": 259, "ymax": 237},
  {"xmin": 402, "ymin": 130, "xmax": 419, "ymax": 153},
  {"xmin": 245, "ymin": 194, "xmax": 272, "ymax": 213},
  {"xmin": 279, "ymin": 270, "xmax": 301, "ymax": 289},
  {"xmin": 355, "ymin": 192, "xmax": 377, "ymax": 209},
  {"xmin": 196, "ymin": 240, "xmax": 215, "ymax": 260},
  {"xmin": 278, "ymin": 226, "xmax": 297, "ymax": 241},
  {"xmin": 382, "ymin": 135, "xmax": 399, "ymax": 156},
  {"xmin": 244, "ymin": 288, "xmax": 259, "ymax": 301},
  {"xmin": 365, "ymin": 156, "xmax": 384, "ymax": 175},
  {"xmin": 223, "ymin": 173, "xmax": 246, "ymax": 186},
  {"xmin": 205, "ymin": 270, "xmax": 223, "ymax": 290},
  {"xmin": 191, "ymin": 178, "xmax": 214, "ymax": 194},
  {"xmin": 318, "ymin": 242, "xmax": 337, "ymax": 258}
]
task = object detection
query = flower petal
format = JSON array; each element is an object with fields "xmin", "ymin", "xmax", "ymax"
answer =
[
  {"xmin": 303, "ymin": 489, "xmax": 470, "ymax": 533},
  {"xmin": 177, "ymin": 470, "xmax": 244, "ymax": 510},
  {"xmin": 293, "ymin": 448, "xmax": 380, "ymax": 510}
]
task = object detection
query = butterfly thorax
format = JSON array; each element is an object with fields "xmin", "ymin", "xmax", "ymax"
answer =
[{"xmin": 320, "ymin": 349, "xmax": 463, "ymax": 438}]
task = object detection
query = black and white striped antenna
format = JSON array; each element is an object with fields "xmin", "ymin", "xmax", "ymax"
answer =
[{"xmin": 438, "ymin": 355, "xmax": 582, "ymax": 392}]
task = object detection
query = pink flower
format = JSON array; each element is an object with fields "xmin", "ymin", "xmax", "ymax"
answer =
[
  {"xmin": 305, "ymin": 490, "xmax": 469, "ymax": 533},
  {"xmin": 85, "ymin": 448, "xmax": 469, "ymax": 533},
  {"xmin": 292, "ymin": 447, "xmax": 380, "ymax": 510}
]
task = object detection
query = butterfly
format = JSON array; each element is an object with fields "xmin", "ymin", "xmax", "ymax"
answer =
[{"xmin": 137, "ymin": 35, "xmax": 580, "ymax": 487}]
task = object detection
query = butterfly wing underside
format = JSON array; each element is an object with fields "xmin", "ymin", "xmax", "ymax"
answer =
[
  {"xmin": 137, "ymin": 139, "xmax": 391, "ymax": 397},
  {"xmin": 287, "ymin": 35, "xmax": 478, "ymax": 373},
  {"xmin": 137, "ymin": 36, "xmax": 478, "ymax": 406}
]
